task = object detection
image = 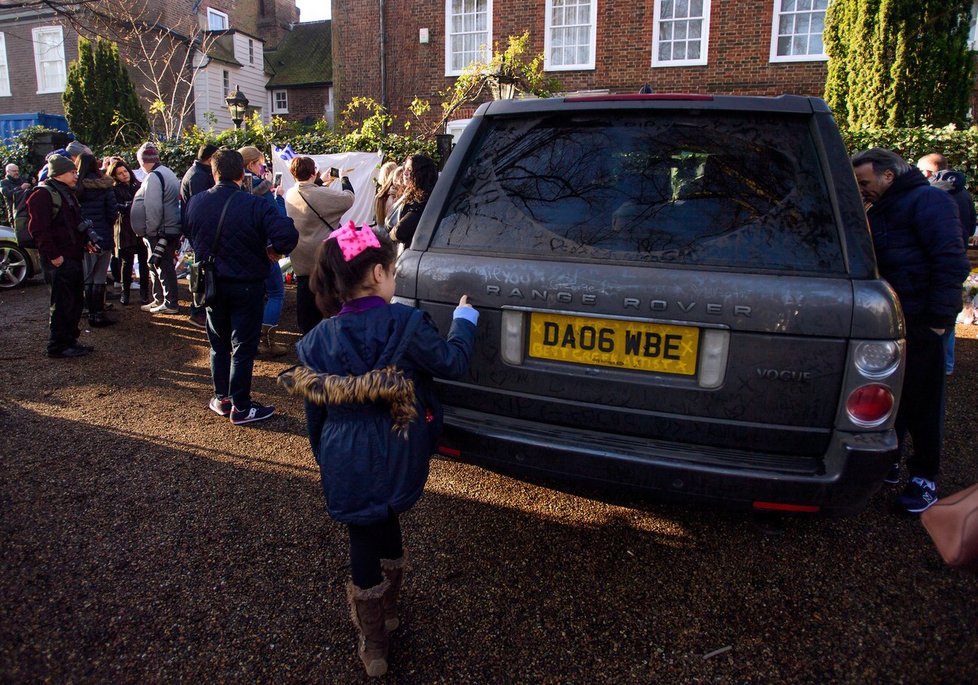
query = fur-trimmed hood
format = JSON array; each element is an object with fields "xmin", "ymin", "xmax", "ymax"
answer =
[
  {"xmin": 81, "ymin": 173, "xmax": 114, "ymax": 191},
  {"xmin": 278, "ymin": 364, "xmax": 418, "ymax": 434}
]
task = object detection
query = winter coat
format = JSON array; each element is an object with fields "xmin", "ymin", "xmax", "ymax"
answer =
[
  {"xmin": 866, "ymin": 167, "xmax": 971, "ymax": 328},
  {"xmin": 284, "ymin": 179, "xmax": 355, "ymax": 276},
  {"xmin": 186, "ymin": 182, "xmax": 297, "ymax": 282},
  {"xmin": 76, "ymin": 172, "xmax": 118, "ymax": 251},
  {"xmin": 132, "ymin": 164, "xmax": 181, "ymax": 238},
  {"xmin": 179, "ymin": 160, "xmax": 215, "ymax": 232},
  {"xmin": 930, "ymin": 169, "xmax": 976, "ymax": 244},
  {"xmin": 113, "ymin": 179, "xmax": 142, "ymax": 255},
  {"xmin": 27, "ymin": 179, "xmax": 85, "ymax": 263},
  {"xmin": 1, "ymin": 175, "xmax": 29, "ymax": 225},
  {"xmin": 388, "ymin": 199, "xmax": 427, "ymax": 246},
  {"xmin": 281, "ymin": 301, "xmax": 477, "ymax": 525}
]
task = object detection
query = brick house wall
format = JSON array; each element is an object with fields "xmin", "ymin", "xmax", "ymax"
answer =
[
  {"xmin": 0, "ymin": 12, "xmax": 78, "ymax": 115},
  {"xmin": 272, "ymin": 85, "xmax": 331, "ymax": 125},
  {"xmin": 333, "ymin": 0, "xmax": 829, "ymax": 132}
]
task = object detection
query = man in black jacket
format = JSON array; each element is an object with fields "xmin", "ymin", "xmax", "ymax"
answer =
[
  {"xmin": 180, "ymin": 144, "xmax": 218, "ymax": 328},
  {"xmin": 1, "ymin": 163, "xmax": 30, "ymax": 225},
  {"xmin": 853, "ymin": 148, "xmax": 970, "ymax": 513},
  {"xmin": 27, "ymin": 155, "xmax": 92, "ymax": 358},
  {"xmin": 186, "ymin": 148, "xmax": 298, "ymax": 425},
  {"xmin": 917, "ymin": 152, "xmax": 977, "ymax": 377}
]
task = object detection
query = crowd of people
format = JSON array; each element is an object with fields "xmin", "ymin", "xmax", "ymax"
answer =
[{"xmin": 12, "ymin": 139, "xmax": 454, "ymax": 678}]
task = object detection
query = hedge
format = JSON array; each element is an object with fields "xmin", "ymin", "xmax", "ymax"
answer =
[{"xmin": 0, "ymin": 115, "xmax": 437, "ymax": 182}]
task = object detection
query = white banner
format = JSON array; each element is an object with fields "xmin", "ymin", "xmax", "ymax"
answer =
[{"xmin": 270, "ymin": 150, "xmax": 383, "ymax": 227}]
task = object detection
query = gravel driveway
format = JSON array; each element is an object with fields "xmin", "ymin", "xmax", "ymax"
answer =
[{"xmin": 1, "ymin": 280, "xmax": 976, "ymax": 684}]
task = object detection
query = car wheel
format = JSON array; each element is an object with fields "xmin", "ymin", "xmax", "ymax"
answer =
[{"xmin": 0, "ymin": 243, "xmax": 31, "ymax": 289}]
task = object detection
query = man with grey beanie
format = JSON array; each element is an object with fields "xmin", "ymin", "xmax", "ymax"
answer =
[{"xmin": 133, "ymin": 142, "xmax": 182, "ymax": 314}]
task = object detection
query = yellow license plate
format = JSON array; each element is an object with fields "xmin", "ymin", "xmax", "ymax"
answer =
[{"xmin": 527, "ymin": 312, "xmax": 700, "ymax": 375}]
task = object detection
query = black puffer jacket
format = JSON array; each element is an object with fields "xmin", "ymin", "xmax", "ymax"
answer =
[
  {"xmin": 867, "ymin": 168, "xmax": 971, "ymax": 328},
  {"xmin": 186, "ymin": 182, "xmax": 297, "ymax": 282},
  {"xmin": 930, "ymin": 169, "xmax": 976, "ymax": 245},
  {"xmin": 77, "ymin": 173, "xmax": 118, "ymax": 251},
  {"xmin": 113, "ymin": 179, "xmax": 142, "ymax": 254}
]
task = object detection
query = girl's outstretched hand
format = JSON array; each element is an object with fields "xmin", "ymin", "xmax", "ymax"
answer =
[{"xmin": 458, "ymin": 295, "xmax": 473, "ymax": 308}]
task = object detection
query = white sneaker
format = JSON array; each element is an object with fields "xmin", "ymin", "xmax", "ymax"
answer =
[
  {"xmin": 140, "ymin": 300, "xmax": 163, "ymax": 312},
  {"xmin": 151, "ymin": 303, "xmax": 179, "ymax": 314}
]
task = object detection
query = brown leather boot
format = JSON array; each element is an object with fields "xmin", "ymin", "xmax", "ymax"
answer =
[
  {"xmin": 347, "ymin": 580, "xmax": 390, "ymax": 677},
  {"xmin": 380, "ymin": 556, "xmax": 406, "ymax": 631},
  {"xmin": 261, "ymin": 324, "xmax": 287, "ymax": 357}
]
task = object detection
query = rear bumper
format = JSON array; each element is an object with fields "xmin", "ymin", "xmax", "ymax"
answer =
[{"xmin": 438, "ymin": 407, "xmax": 898, "ymax": 517}]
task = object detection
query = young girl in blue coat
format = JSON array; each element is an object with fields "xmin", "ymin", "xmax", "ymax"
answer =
[{"xmin": 279, "ymin": 221, "xmax": 477, "ymax": 678}]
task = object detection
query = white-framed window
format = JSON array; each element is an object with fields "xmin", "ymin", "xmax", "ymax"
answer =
[
  {"xmin": 32, "ymin": 25, "xmax": 66, "ymax": 94},
  {"xmin": 207, "ymin": 8, "xmax": 229, "ymax": 30},
  {"xmin": 0, "ymin": 33, "xmax": 10, "ymax": 97},
  {"xmin": 652, "ymin": 0, "xmax": 711, "ymax": 67},
  {"xmin": 770, "ymin": 0, "xmax": 829, "ymax": 62},
  {"xmin": 445, "ymin": 0, "xmax": 492, "ymax": 77},
  {"xmin": 272, "ymin": 89, "xmax": 288, "ymax": 114},
  {"xmin": 222, "ymin": 69, "xmax": 230, "ymax": 95},
  {"xmin": 248, "ymin": 38, "xmax": 255, "ymax": 64},
  {"xmin": 544, "ymin": 0, "xmax": 597, "ymax": 71}
]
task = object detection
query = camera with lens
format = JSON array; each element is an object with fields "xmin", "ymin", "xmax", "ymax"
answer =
[
  {"xmin": 76, "ymin": 218, "xmax": 102, "ymax": 253},
  {"xmin": 148, "ymin": 237, "xmax": 170, "ymax": 267}
]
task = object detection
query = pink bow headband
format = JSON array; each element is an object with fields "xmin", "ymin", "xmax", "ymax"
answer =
[{"xmin": 327, "ymin": 220, "xmax": 381, "ymax": 261}]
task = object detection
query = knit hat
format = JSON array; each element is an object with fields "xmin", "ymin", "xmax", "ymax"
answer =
[
  {"xmin": 238, "ymin": 145, "xmax": 262, "ymax": 167},
  {"xmin": 46, "ymin": 154, "xmax": 76, "ymax": 178},
  {"xmin": 136, "ymin": 142, "xmax": 160, "ymax": 167},
  {"xmin": 65, "ymin": 140, "xmax": 88, "ymax": 158}
]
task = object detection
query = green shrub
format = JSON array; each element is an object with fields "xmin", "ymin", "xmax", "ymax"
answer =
[{"xmin": 842, "ymin": 125, "xmax": 978, "ymax": 189}]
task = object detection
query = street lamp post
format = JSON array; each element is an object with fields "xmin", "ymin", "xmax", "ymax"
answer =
[
  {"xmin": 225, "ymin": 85, "xmax": 249, "ymax": 129},
  {"xmin": 490, "ymin": 55, "xmax": 518, "ymax": 101}
]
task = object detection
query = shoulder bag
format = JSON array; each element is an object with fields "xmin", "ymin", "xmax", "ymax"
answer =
[
  {"xmin": 297, "ymin": 187, "xmax": 334, "ymax": 231},
  {"xmin": 190, "ymin": 194, "xmax": 234, "ymax": 308}
]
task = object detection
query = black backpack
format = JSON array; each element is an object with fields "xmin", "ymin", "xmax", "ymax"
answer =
[{"xmin": 13, "ymin": 184, "xmax": 61, "ymax": 249}]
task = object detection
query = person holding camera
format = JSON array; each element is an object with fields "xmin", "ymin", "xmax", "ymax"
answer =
[
  {"xmin": 135, "ymin": 142, "xmax": 182, "ymax": 315},
  {"xmin": 76, "ymin": 153, "xmax": 119, "ymax": 327},
  {"xmin": 27, "ymin": 155, "xmax": 96, "ymax": 358}
]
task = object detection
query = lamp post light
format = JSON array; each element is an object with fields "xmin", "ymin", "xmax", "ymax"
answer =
[
  {"xmin": 490, "ymin": 55, "xmax": 518, "ymax": 101},
  {"xmin": 225, "ymin": 85, "xmax": 249, "ymax": 129}
]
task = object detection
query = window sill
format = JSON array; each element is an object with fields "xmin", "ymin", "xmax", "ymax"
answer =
[
  {"xmin": 769, "ymin": 55, "xmax": 829, "ymax": 64},
  {"xmin": 36, "ymin": 88, "xmax": 65, "ymax": 95}
]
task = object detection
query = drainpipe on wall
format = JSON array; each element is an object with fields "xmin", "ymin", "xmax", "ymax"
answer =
[{"xmin": 379, "ymin": 0, "xmax": 388, "ymax": 134}]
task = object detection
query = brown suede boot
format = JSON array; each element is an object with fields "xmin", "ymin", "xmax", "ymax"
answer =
[
  {"xmin": 380, "ymin": 556, "xmax": 407, "ymax": 631},
  {"xmin": 261, "ymin": 324, "xmax": 287, "ymax": 357},
  {"xmin": 347, "ymin": 579, "xmax": 390, "ymax": 677}
]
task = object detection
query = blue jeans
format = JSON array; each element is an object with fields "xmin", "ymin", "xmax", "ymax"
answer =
[
  {"xmin": 942, "ymin": 328, "xmax": 955, "ymax": 375},
  {"xmin": 206, "ymin": 279, "xmax": 265, "ymax": 410},
  {"xmin": 263, "ymin": 261, "xmax": 284, "ymax": 327}
]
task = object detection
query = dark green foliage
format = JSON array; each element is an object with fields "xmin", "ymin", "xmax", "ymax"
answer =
[
  {"xmin": 93, "ymin": 116, "xmax": 437, "ymax": 179},
  {"xmin": 825, "ymin": 0, "xmax": 975, "ymax": 128},
  {"xmin": 62, "ymin": 37, "xmax": 149, "ymax": 146}
]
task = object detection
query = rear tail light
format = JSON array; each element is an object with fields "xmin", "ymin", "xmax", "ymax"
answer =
[
  {"xmin": 846, "ymin": 384, "xmax": 894, "ymax": 427},
  {"xmin": 437, "ymin": 445, "xmax": 462, "ymax": 458},
  {"xmin": 853, "ymin": 341, "xmax": 900, "ymax": 379}
]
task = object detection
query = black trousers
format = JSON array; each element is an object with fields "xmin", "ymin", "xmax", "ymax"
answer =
[
  {"xmin": 295, "ymin": 275, "xmax": 323, "ymax": 334},
  {"xmin": 41, "ymin": 258, "xmax": 84, "ymax": 354},
  {"xmin": 348, "ymin": 509, "xmax": 403, "ymax": 589},
  {"xmin": 896, "ymin": 323, "xmax": 948, "ymax": 481}
]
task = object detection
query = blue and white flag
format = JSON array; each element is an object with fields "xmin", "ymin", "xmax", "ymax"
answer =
[{"xmin": 272, "ymin": 144, "xmax": 296, "ymax": 162}]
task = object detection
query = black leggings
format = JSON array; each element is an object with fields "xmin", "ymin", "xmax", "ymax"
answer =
[{"xmin": 348, "ymin": 509, "xmax": 403, "ymax": 589}]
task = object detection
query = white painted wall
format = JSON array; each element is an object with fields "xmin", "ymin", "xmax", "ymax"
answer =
[{"xmin": 193, "ymin": 32, "xmax": 269, "ymax": 130}]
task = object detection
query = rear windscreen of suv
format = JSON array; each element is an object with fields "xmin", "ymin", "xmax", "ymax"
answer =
[{"xmin": 433, "ymin": 111, "xmax": 845, "ymax": 273}]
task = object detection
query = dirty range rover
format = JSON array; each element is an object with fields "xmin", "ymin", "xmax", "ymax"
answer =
[{"xmin": 394, "ymin": 94, "xmax": 904, "ymax": 516}]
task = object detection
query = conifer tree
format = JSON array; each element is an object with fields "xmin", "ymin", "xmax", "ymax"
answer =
[
  {"xmin": 824, "ymin": 0, "xmax": 975, "ymax": 128},
  {"xmin": 63, "ymin": 36, "xmax": 149, "ymax": 146}
]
